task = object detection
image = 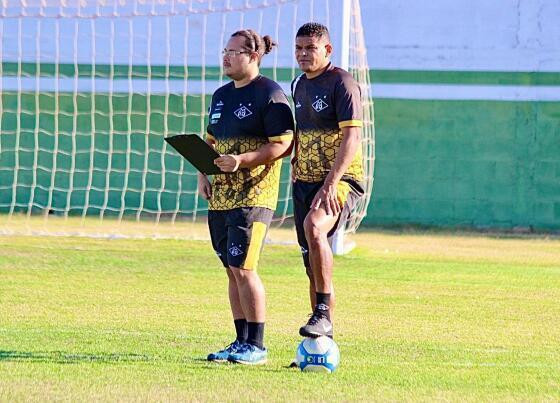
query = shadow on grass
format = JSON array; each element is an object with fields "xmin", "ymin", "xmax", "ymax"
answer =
[
  {"xmin": 0, "ymin": 350, "xmax": 152, "ymax": 364},
  {"xmin": 1, "ymin": 351, "xmax": 294, "ymax": 372},
  {"xmin": 190, "ymin": 357, "xmax": 293, "ymax": 373}
]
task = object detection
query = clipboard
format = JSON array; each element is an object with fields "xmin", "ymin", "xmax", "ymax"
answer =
[{"xmin": 164, "ymin": 134, "xmax": 223, "ymax": 175}]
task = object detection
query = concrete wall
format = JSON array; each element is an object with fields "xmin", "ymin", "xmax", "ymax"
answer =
[{"xmin": 359, "ymin": 0, "xmax": 560, "ymax": 229}]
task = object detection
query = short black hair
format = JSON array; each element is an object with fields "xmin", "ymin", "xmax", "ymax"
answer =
[{"xmin": 296, "ymin": 22, "xmax": 330, "ymax": 41}]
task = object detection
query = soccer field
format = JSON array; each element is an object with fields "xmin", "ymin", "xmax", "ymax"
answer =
[{"xmin": 1, "ymin": 229, "xmax": 559, "ymax": 401}]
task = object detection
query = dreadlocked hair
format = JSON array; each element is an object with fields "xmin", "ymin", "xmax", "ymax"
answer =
[{"xmin": 231, "ymin": 29, "xmax": 277, "ymax": 65}]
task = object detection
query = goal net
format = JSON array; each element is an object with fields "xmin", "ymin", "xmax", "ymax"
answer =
[{"xmin": 0, "ymin": 0, "xmax": 374, "ymax": 238}]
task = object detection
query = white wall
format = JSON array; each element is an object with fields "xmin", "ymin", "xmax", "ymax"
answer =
[
  {"xmin": 2, "ymin": 0, "xmax": 559, "ymax": 73},
  {"xmin": 361, "ymin": 0, "xmax": 560, "ymax": 71}
]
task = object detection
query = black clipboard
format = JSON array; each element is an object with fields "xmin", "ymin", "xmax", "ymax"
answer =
[{"xmin": 164, "ymin": 134, "xmax": 223, "ymax": 175}]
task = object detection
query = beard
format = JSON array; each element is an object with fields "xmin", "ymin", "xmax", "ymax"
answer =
[{"xmin": 224, "ymin": 66, "xmax": 244, "ymax": 81}]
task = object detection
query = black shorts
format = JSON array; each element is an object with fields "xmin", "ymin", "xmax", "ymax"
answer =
[
  {"xmin": 293, "ymin": 179, "xmax": 364, "ymax": 268},
  {"xmin": 208, "ymin": 207, "xmax": 273, "ymax": 271}
]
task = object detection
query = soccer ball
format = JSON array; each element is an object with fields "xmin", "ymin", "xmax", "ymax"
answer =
[{"xmin": 295, "ymin": 336, "xmax": 340, "ymax": 373}]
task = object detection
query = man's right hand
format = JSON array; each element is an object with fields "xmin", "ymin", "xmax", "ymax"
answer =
[{"xmin": 198, "ymin": 174, "xmax": 212, "ymax": 200}]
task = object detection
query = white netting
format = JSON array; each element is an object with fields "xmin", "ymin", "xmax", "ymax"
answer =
[
  {"xmin": 345, "ymin": 0, "xmax": 375, "ymax": 232},
  {"xmin": 0, "ymin": 0, "xmax": 374, "ymax": 237}
]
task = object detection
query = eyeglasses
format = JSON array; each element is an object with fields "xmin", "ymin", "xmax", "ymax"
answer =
[{"xmin": 222, "ymin": 48, "xmax": 251, "ymax": 57}]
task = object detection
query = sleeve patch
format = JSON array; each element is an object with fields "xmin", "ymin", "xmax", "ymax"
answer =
[
  {"xmin": 269, "ymin": 132, "xmax": 294, "ymax": 143},
  {"xmin": 338, "ymin": 120, "xmax": 363, "ymax": 128}
]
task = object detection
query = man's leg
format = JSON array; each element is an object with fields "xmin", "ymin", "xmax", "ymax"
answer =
[
  {"xmin": 207, "ymin": 210, "xmax": 246, "ymax": 362},
  {"xmin": 230, "ymin": 267, "xmax": 265, "ymax": 348},
  {"xmin": 305, "ymin": 207, "xmax": 339, "ymax": 293},
  {"xmin": 293, "ymin": 181, "xmax": 320, "ymax": 314},
  {"xmin": 305, "ymin": 269, "xmax": 336, "ymax": 316},
  {"xmin": 306, "ymin": 266, "xmax": 316, "ymax": 308},
  {"xmin": 299, "ymin": 207, "xmax": 340, "ymax": 337},
  {"xmin": 226, "ymin": 208, "xmax": 271, "ymax": 365},
  {"xmin": 226, "ymin": 267, "xmax": 247, "ymax": 343}
]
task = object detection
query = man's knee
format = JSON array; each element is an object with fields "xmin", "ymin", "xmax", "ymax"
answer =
[
  {"xmin": 226, "ymin": 267, "xmax": 237, "ymax": 279},
  {"xmin": 303, "ymin": 215, "xmax": 323, "ymax": 244},
  {"xmin": 229, "ymin": 265, "xmax": 254, "ymax": 281}
]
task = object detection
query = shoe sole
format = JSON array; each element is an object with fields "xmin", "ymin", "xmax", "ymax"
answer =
[
  {"xmin": 228, "ymin": 358, "xmax": 267, "ymax": 365},
  {"xmin": 299, "ymin": 328, "xmax": 332, "ymax": 338},
  {"xmin": 207, "ymin": 358, "xmax": 229, "ymax": 363}
]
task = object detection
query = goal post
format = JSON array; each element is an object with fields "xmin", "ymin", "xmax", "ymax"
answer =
[{"xmin": 0, "ymin": 0, "xmax": 374, "ymax": 240}]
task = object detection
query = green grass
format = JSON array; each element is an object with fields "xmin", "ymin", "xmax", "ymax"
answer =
[{"xmin": 1, "ymin": 231, "xmax": 559, "ymax": 401}]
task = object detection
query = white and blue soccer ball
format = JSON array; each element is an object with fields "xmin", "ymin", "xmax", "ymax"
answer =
[{"xmin": 295, "ymin": 336, "xmax": 340, "ymax": 373}]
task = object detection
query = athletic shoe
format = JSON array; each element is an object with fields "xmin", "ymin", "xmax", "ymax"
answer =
[
  {"xmin": 299, "ymin": 308, "xmax": 333, "ymax": 338},
  {"xmin": 207, "ymin": 339, "xmax": 243, "ymax": 362},
  {"xmin": 227, "ymin": 343, "xmax": 267, "ymax": 365}
]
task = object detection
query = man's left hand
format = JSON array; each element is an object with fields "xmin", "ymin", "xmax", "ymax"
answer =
[
  {"xmin": 214, "ymin": 155, "xmax": 240, "ymax": 172},
  {"xmin": 311, "ymin": 182, "xmax": 342, "ymax": 216}
]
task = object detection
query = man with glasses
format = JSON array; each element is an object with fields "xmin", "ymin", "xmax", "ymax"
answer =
[
  {"xmin": 291, "ymin": 22, "xmax": 365, "ymax": 339},
  {"xmin": 199, "ymin": 29, "xmax": 294, "ymax": 365}
]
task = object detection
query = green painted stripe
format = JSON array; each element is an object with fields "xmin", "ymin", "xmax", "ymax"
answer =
[
  {"xmin": 373, "ymin": 70, "xmax": 560, "ymax": 86},
  {"xmin": 0, "ymin": 62, "xmax": 296, "ymax": 82},
  {"xmin": 2, "ymin": 62, "xmax": 560, "ymax": 86}
]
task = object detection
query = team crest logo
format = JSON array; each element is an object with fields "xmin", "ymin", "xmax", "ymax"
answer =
[
  {"xmin": 234, "ymin": 104, "xmax": 253, "ymax": 119},
  {"xmin": 312, "ymin": 96, "xmax": 328, "ymax": 112},
  {"xmin": 229, "ymin": 245, "xmax": 244, "ymax": 256}
]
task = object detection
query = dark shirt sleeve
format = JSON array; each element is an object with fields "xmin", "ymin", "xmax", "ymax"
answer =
[
  {"xmin": 263, "ymin": 87, "xmax": 295, "ymax": 142},
  {"xmin": 334, "ymin": 74, "xmax": 363, "ymax": 128},
  {"xmin": 205, "ymin": 94, "xmax": 216, "ymax": 142}
]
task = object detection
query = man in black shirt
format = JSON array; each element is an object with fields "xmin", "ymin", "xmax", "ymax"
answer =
[
  {"xmin": 291, "ymin": 23, "xmax": 365, "ymax": 338},
  {"xmin": 199, "ymin": 29, "xmax": 294, "ymax": 365}
]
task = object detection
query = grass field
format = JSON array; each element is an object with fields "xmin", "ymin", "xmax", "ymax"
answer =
[{"xmin": 1, "ymin": 226, "xmax": 559, "ymax": 401}]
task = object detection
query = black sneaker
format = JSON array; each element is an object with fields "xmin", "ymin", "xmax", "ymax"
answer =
[{"xmin": 299, "ymin": 307, "xmax": 333, "ymax": 338}]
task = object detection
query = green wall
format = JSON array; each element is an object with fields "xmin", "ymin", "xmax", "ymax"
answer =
[
  {"xmin": 1, "ymin": 92, "xmax": 559, "ymax": 230},
  {"xmin": 369, "ymin": 100, "xmax": 560, "ymax": 230}
]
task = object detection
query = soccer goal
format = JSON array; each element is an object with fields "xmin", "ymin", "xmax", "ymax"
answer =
[{"xmin": 0, "ymin": 0, "xmax": 374, "ymax": 239}]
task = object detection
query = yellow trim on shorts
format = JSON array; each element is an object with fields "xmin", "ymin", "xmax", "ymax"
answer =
[
  {"xmin": 244, "ymin": 221, "xmax": 267, "ymax": 271},
  {"xmin": 336, "ymin": 181, "xmax": 351, "ymax": 206},
  {"xmin": 269, "ymin": 132, "xmax": 294, "ymax": 143},
  {"xmin": 338, "ymin": 119, "xmax": 363, "ymax": 128}
]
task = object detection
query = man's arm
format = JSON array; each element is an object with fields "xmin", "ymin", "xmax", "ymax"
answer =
[
  {"xmin": 310, "ymin": 126, "xmax": 361, "ymax": 215},
  {"xmin": 213, "ymin": 138, "xmax": 293, "ymax": 172},
  {"xmin": 290, "ymin": 134, "xmax": 299, "ymax": 182}
]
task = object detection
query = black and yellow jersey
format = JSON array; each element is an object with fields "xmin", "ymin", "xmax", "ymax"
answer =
[
  {"xmin": 292, "ymin": 63, "xmax": 363, "ymax": 183},
  {"xmin": 206, "ymin": 75, "xmax": 294, "ymax": 211}
]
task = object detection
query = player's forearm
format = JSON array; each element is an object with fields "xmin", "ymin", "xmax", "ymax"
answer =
[
  {"xmin": 324, "ymin": 126, "xmax": 361, "ymax": 185},
  {"xmin": 277, "ymin": 140, "xmax": 295, "ymax": 160},
  {"xmin": 237, "ymin": 140, "xmax": 292, "ymax": 168}
]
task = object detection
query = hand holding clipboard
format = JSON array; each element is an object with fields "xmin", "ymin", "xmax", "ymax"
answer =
[{"xmin": 164, "ymin": 134, "xmax": 223, "ymax": 175}]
